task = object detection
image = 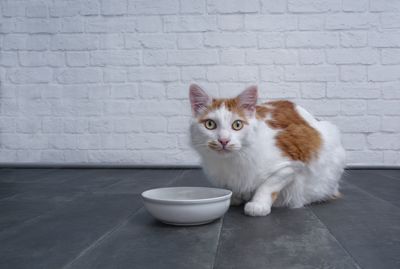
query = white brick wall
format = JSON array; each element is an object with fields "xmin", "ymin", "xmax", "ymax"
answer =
[{"xmin": 1, "ymin": 0, "xmax": 400, "ymax": 166}]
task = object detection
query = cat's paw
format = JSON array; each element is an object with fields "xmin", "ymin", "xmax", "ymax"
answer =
[
  {"xmin": 244, "ymin": 202, "xmax": 271, "ymax": 217},
  {"xmin": 230, "ymin": 196, "xmax": 243, "ymax": 206}
]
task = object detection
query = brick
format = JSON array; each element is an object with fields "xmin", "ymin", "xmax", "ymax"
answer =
[
  {"xmin": 17, "ymin": 118, "xmax": 41, "ymax": 133},
  {"xmin": 113, "ymin": 118, "xmax": 141, "ymax": 133},
  {"xmin": 26, "ymin": 35, "xmax": 50, "ymax": 51},
  {"xmin": 167, "ymin": 50, "xmax": 218, "ymax": 65},
  {"xmin": 381, "ymin": 49, "xmax": 400, "ymax": 64},
  {"xmin": 207, "ymin": 66, "xmax": 257, "ymax": 82},
  {"xmin": 325, "ymin": 14, "xmax": 378, "ymax": 30},
  {"xmin": 66, "ymin": 52, "xmax": 90, "ymax": 67},
  {"xmin": 101, "ymin": 0, "xmax": 127, "ymax": 15},
  {"xmin": 288, "ymin": 0, "xmax": 341, "ymax": 13},
  {"xmin": 381, "ymin": 13, "xmax": 400, "ymax": 29},
  {"xmin": 383, "ymin": 151, "xmax": 400, "ymax": 164},
  {"xmin": 331, "ymin": 116, "xmax": 381, "ymax": 132},
  {"xmin": 258, "ymin": 33, "xmax": 284, "ymax": 48},
  {"xmin": 128, "ymin": 67, "xmax": 180, "ymax": 82},
  {"xmin": 81, "ymin": 0, "xmax": 100, "ymax": 15},
  {"xmin": 90, "ymin": 51, "xmax": 140, "ymax": 66},
  {"xmin": 111, "ymin": 84, "xmax": 138, "ymax": 99},
  {"xmin": 327, "ymin": 83, "xmax": 380, "ymax": 99},
  {"xmin": 342, "ymin": 0, "xmax": 368, "ymax": 12},
  {"xmin": 103, "ymin": 68, "xmax": 127, "ymax": 83},
  {"xmin": 285, "ymin": 66, "xmax": 337, "ymax": 82},
  {"xmin": 369, "ymin": 31, "xmax": 400, "ymax": 47},
  {"xmin": 368, "ymin": 66, "xmax": 400, "ymax": 81},
  {"xmin": 164, "ymin": 15, "xmax": 217, "ymax": 32},
  {"xmin": 130, "ymin": 100, "xmax": 188, "ymax": 116},
  {"xmin": 260, "ymin": 66, "xmax": 284, "ymax": 82},
  {"xmin": 205, "ymin": 33, "xmax": 256, "ymax": 48},
  {"xmin": 51, "ymin": 35, "xmax": 99, "ymax": 50},
  {"xmin": 340, "ymin": 66, "xmax": 366, "ymax": 82},
  {"xmin": 368, "ymin": 100, "xmax": 400, "ymax": 115},
  {"xmin": 370, "ymin": 0, "xmax": 400, "ymax": 12},
  {"xmin": 180, "ymin": 0, "xmax": 205, "ymax": 14},
  {"xmin": 49, "ymin": 1, "xmax": 80, "ymax": 17},
  {"xmin": 128, "ymin": 0, "xmax": 179, "ymax": 15},
  {"xmin": 60, "ymin": 17, "xmax": 84, "ymax": 33},
  {"xmin": 14, "ymin": 18, "xmax": 58, "ymax": 34},
  {"xmin": 218, "ymin": 15, "xmax": 244, "ymax": 31},
  {"xmin": 55, "ymin": 68, "xmax": 102, "ymax": 84},
  {"xmin": 42, "ymin": 118, "xmax": 64, "ymax": 133},
  {"xmin": 0, "ymin": 52, "xmax": 18, "ymax": 66},
  {"xmin": 346, "ymin": 151, "xmax": 383, "ymax": 164},
  {"xmin": 381, "ymin": 82, "xmax": 400, "ymax": 99},
  {"xmin": 300, "ymin": 83, "xmax": 326, "ymax": 99},
  {"xmin": 244, "ymin": 15, "xmax": 297, "ymax": 31},
  {"xmin": 177, "ymin": 34, "xmax": 203, "ymax": 49},
  {"xmin": 167, "ymin": 117, "xmax": 191, "ymax": 133},
  {"xmin": 286, "ymin": 32, "xmax": 338, "ymax": 48},
  {"xmin": 7, "ymin": 68, "xmax": 52, "ymax": 84},
  {"xmin": 340, "ymin": 31, "xmax": 367, "ymax": 48},
  {"xmin": 259, "ymin": 83, "xmax": 299, "ymax": 99},
  {"xmin": 246, "ymin": 49, "xmax": 297, "ymax": 64},
  {"xmin": 382, "ymin": 117, "xmax": 400, "ymax": 132},
  {"xmin": 41, "ymin": 151, "xmax": 65, "ymax": 162},
  {"xmin": 220, "ymin": 50, "xmax": 245, "ymax": 65},
  {"xmin": 181, "ymin": 67, "xmax": 207, "ymax": 81},
  {"xmin": 135, "ymin": 16, "xmax": 162, "ymax": 33},
  {"xmin": 141, "ymin": 117, "xmax": 167, "ymax": 132},
  {"xmin": 298, "ymin": 15, "xmax": 324, "ymax": 30},
  {"xmin": 126, "ymin": 134, "xmax": 176, "ymax": 149},
  {"xmin": 368, "ymin": 134, "xmax": 400, "ymax": 150},
  {"xmin": 207, "ymin": 0, "xmax": 259, "ymax": 14},
  {"xmin": 326, "ymin": 49, "xmax": 378, "ymax": 64},
  {"xmin": 143, "ymin": 50, "xmax": 168, "ymax": 66},
  {"xmin": 125, "ymin": 34, "xmax": 176, "ymax": 49},
  {"xmin": 2, "ymin": 2, "xmax": 26, "ymax": 17},
  {"xmin": 298, "ymin": 49, "xmax": 325, "ymax": 65},
  {"xmin": 140, "ymin": 83, "xmax": 166, "ymax": 99},
  {"xmin": 26, "ymin": 4, "xmax": 48, "ymax": 18},
  {"xmin": 99, "ymin": 34, "xmax": 124, "ymax": 49},
  {"xmin": 104, "ymin": 101, "xmax": 130, "ymax": 115},
  {"xmin": 85, "ymin": 17, "xmax": 136, "ymax": 33},
  {"xmin": 298, "ymin": 100, "xmax": 340, "ymax": 116},
  {"xmin": 342, "ymin": 134, "xmax": 366, "ymax": 150},
  {"xmin": 260, "ymin": 0, "xmax": 286, "ymax": 13},
  {"xmin": 64, "ymin": 119, "xmax": 88, "ymax": 134},
  {"xmin": 340, "ymin": 100, "xmax": 367, "ymax": 115}
]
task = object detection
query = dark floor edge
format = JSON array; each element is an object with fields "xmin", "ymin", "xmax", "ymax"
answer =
[{"xmin": 1, "ymin": 163, "xmax": 400, "ymax": 169}]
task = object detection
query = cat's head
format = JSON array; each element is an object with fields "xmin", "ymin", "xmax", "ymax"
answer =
[{"xmin": 189, "ymin": 84, "xmax": 258, "ymax": 156}]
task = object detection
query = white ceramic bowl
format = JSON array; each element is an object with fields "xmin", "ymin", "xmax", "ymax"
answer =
[{"xmin": 141, "ymin": 187, "xmax": 232, "ymax": 226}]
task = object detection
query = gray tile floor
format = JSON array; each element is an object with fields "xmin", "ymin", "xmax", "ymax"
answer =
[{"xmin": 0, "ymin": 168, "xmax": 399, "ymax": 269}]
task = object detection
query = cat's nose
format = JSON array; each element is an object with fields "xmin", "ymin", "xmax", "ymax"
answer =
[{"xmin": 218, "ymin": 139, "xmax": 230, "ymax": 147}]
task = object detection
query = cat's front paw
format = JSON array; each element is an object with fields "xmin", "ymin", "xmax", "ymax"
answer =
[{"xmin": 244, "ymin": 202, "xmax": 271, "ymax": 217}]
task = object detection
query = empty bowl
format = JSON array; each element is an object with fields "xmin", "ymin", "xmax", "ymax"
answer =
[{"xmin": 141, "ymin": 187, "xmax": 232, "ymax": 226}]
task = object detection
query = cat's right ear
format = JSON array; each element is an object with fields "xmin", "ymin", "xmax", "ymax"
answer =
[{"xmin": 189, "ymin": 84, "xmax": 211, "ymax": 117}]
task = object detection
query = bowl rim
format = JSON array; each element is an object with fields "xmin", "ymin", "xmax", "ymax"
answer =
[{"xmin": 141, "ymin": 186, "xmax": 232, "ymax": 205}]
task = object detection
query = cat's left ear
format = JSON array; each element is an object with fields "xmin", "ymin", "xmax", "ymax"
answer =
[{"xmin": 237, "ymin": 85, "xmax": 258, "ymax": 112}]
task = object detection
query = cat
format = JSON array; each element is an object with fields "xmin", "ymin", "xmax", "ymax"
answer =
[{"xmin": 189, "ymin": 84, "xmax": 346, "ymax": 216}]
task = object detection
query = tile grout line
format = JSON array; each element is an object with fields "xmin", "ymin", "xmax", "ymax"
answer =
[
  {"xmin": 210, "ymin": 214, "xmax": 225, "ymax": 269},
  {"xmin": 61, "ymin": 207, "xmax": 144, "ymax": 269},
  {"xmin": 344, "ymin": 180, "xmax": 400, "ymax": 210},
  {"xmin": 307, "ymin": 208, "xmax": 363, "ymax": 269},
  {"xmin": 60, "ymin": 168, "xmax": 187, "ymax": 269}
]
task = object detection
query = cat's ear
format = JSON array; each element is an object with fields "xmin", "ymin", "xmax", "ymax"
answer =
[
  {"xmin": 189, "ymin": 84, "xmax": 211, "ymax": 117},
  {"xmin": 237, "ymin": 85, "xmax": 258, "ymax": 112}
]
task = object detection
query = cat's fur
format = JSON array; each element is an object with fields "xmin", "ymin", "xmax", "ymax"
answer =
[{"xmin": 189, "ymin": 84, "xmax": 345, "ymax": 216}]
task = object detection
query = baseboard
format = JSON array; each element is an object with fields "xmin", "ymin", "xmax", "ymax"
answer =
[{"xmin": 0, "ymin": 163, "xmax": 399, "ymax": 169}]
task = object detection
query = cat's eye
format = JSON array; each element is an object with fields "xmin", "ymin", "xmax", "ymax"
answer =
[
  {"xmin": 232, "ymin": 120, "xmax": 244, "ymax": 131},
  {"xmin": 204, "ymin": 119, "xmax": 217, "ymax": 130}
]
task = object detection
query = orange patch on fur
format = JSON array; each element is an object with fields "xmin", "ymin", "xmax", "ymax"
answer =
[
  {"xmin": 199, "ymin": 98, "xmax": 248, "ymax": 121},
  {"xmin": 255, "ymin": 105, "xmax": 272, "ymax": 120},
  {"xmin": 271, "ymin": 192, "xmax": 279, "ymax": 202},
  {"xmin": 259, "ymin": 100, "xmax": 321, "ymax": 163}
]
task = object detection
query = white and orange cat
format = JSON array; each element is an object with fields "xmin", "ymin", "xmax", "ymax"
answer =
[{"xmin": 189, "ymin": 84, "xmax": 345, "ymax": 216}]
